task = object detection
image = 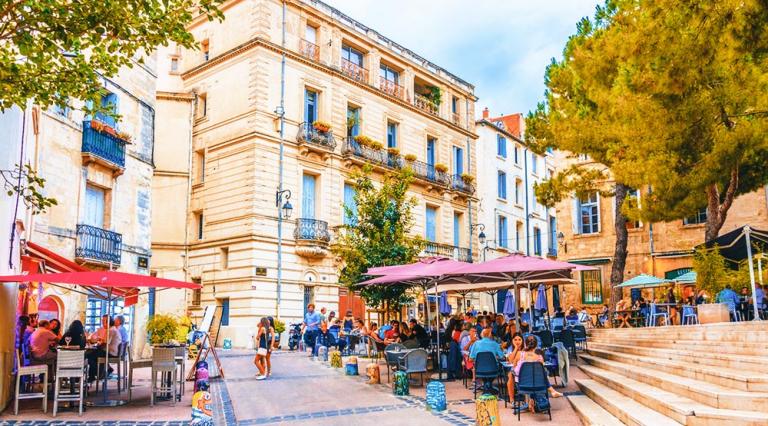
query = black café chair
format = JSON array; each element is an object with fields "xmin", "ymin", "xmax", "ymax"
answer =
[
  {"xmin": 515, "ymin": 362, "xmax": 552, "ymax": 421},
  {"xmin": 558, "ymin": 328, "xmax": 577, "ymax": 360},
  {"xmin": 473, "ymin": 352, "xmax": 502, "ymax": 398},
  {"xmin": 384, "ymin": 343, "xmax": 406, "ymax": 384},
  {"xmin": 537, "ymin": 330, "xmax": 554, "ymax": 348},
  {"xmin": 572, "ymin": 325, "xmax": 587, "ymax": 351}
]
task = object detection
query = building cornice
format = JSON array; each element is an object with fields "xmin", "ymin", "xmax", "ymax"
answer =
[
  {"xmin": 157, "ymin": 91, "xmax": 195, "ymax": 102},
  {"xmin": 476, "ymin": 119, "xmax": 524, "ymax": 144}
]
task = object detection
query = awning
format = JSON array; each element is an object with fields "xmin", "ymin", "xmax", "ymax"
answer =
[
  {"xmin": 673, "ymin": 271, "xmax": 697, "ymax": 284},
  {"xmin": 615, "ymin": 273, "xmax": 670, "ymax": 289},
  {"xmin": 698, "ymin": 225, "xmax": 768, "ymax": 263},
  {"xmin": 568, "ymin": 258, "xmax": 611, "ymax": 265}
]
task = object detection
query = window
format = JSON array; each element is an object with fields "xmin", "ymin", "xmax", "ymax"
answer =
[
  {"xmin": 305, "ymin": 24, "xmax": 317, "ymax": 44},
  {"xmin": 426, "ymin": 138, "xmax": 436, "ymax": 166},
  {"xmin": 532, "ymin": 185, "xmax": 537, "ymax": 210},
  {"xmin": 497, "ymin": 171, "xmax": 507, "ymax": 199},
  {"xmin": 304, "ymin": 89, "xmax": 318, "ymax": 124},
  {"xmin": 514, "ymin": 145, "xmax": 519, "ymax": 164},
  {"xmin": 386, "ymin": 121, "xmax": 398, "ymax": 148},
  {"xmin": 453, "ymin": 212, "xmax": 462, "ymax": 246},
  {"xmin": 220, "ymin": 247, "xmax": 229, "ymax": 269},
  {"xmin": 220, "ymin": 298, "xmax": 229, "ymax": 326},
  {"xmin": 195, "ymin": 211, "xmax": 204, "ymax": 240},
  {"xmin": 51, "ymin": 100, "xmax": 70, "ymax": 118},
  {"xmin": 581, "ymin": 270, "xmax": 603, "ymax": 304},
  {"xmin": 533, "ymin": 227, "xmax": 542, "ymax": 256},
  {"xmin": 683, "ymin": 208, "xmax": 707, "ymax": 225},
  {"xmin": 452, "ymin": 96, "xmax": 459, "ymax": 114},
  {"xmin": 425, "ymin": 206, "xmax": 437, "ymax": 242},
  {"xmin": 191, "ymin": 278, "xmax": 202, "ymax": 307},
  {"xmin": 342, "ymin": 45, "xmax": 363, "ymax": 66},
  {"xmin": 453, "ymin": 146, "xmax": 464, "ymax": 175},
  {"xmin": 302, "ymin": 174, "xmax": 316, "ymax": 219},
  {"xmin": 303, "ymin": 286, "xmax": 315, "ymax": 315},
  {"xmin": 531, "ymin": 154, "xmax": 538, "ymax": 174},
  {"xmin": 347, "ymin": 106, "xmax": 360, "ymax": 137},
  {"xmin": 515, "ymin": 178, "xmax": 522, "ymax": 204},
  {"xmin": 379, "ymin": 64, "xmax": 399, "ymax": 83},
  {"xmin": 194, "ymin": 150, "xmax": 205, "ymax": 183},
  {"xmin": 549, "ymin": 216, "xmax": 557, "ymax": 256},
  {"xmin": 578, "ymin": 192, "xmax": 600, "ymax": 234},
  {"xmin": 498, "ymin": 216, "xmax": 508, "ymax": 248},
  {"xmin": 196, "ymin": 93, "xmax": 207, "ymax": 118},
  {"xmin": 95, "ymin": 91, "xmax": 118, "ymax": 127},
  {"xmin": 202, "ymin": 40, "xmax": 210, "ymax": 61},
  {"xmin": 626, "ymin": 189, "xmax": 641, "ymax": 229},
  {"xmin": 497, "ymin": 135, "xmax": 507, "ymax": 158},
  {"xmin": 343, "ymin": 183, "xmax": 357, "ymax": 226},
  {"xmin": 170, "ymin": 57, "xmax": 179, "ymax": 72},
  {"xmin": 84, "ymin": 185, "xmax": 106, "ymax": 228},
  {"xmin": 515, "ymin": 221, "xmax": 523, "ymax": 251},
  {"xmin": 85, "ymin": 298, "xmax": 132, "ymax": 335}
]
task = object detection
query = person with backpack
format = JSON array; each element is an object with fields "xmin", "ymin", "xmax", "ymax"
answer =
[{"xmin": 514, "ymin": 335, "xmax": 562, "ymax": 413}]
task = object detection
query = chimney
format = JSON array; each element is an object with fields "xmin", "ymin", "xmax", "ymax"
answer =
[{"xmin": 482, "ymin": 107, "xmax": 489, "ymax": 119}]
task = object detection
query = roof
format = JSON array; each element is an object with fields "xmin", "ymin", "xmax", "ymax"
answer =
[
  {"xmin": 476, "ymin": 119, "xmax": 524, "ymax": 143},
  {"xmin": 485, "ymin": 113, "xmax": 524, "ymax": 139}
]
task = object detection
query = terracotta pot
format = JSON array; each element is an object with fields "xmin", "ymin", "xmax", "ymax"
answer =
[{"xmin": 697, "ymin": 303, "xmax": 730, "ymax": 324}]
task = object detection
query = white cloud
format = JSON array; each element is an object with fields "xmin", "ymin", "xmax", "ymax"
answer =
[{"xmin": 322, "ymin": 0, "xmax": 598, "ymax": 116}]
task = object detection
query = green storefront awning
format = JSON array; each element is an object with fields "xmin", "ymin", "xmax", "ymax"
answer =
[
  {"xmin": 568, "ymin": 258, "xmax": 612, "ymax": 266},
  {"xmin": 615, "ymin": 273, "xmax": 670, "ymax": 289}
]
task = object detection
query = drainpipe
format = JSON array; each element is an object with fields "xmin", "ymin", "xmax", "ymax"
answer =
[
  {"xmin": 275, "ymin": 0, "xmax": 287, "ymax": 320},
  {"xmin": 465, "ymin": 97, "xmax": 473, "ymax": 261},
  {"xmin": 523, "ymin": 148, "xmax": 530, "ymax": 255},
  {"xmin": 184, "ymin": 95, "xmax": 195, "ymax": 290}
]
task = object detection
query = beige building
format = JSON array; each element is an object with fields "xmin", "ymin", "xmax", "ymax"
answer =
[
  {"xmin": 553, "ymin": 153, "xmax": 768, "ymax": 312},
  {"xmin": 152, "ymin": 0, "xmax": 480, "ymax": 346}
]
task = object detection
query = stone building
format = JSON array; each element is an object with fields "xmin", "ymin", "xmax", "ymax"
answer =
[
  {"xmin": 553, "ymin": 152, "xmax": 768, "ymax": 312},
  {"xmin": 151, "ymin": 0, "xmax": 479, "ymax": 347}
]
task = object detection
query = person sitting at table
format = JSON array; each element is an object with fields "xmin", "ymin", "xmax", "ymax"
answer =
[
  {"xmin": 342, "ymin": 310, "xmax": 355, "ymax": 333},
  {"xmin": 565, "ymin": 308, "xmax": 579, "ymax": 323},
  {"xmin": 60, "ymin": 320, "xmax": 87, "ymax": 349},
  {"xmin": 400, "ymin": 325, "xmax": 420, "ymax": 349},
  {"xmin": 29, "ymin": 319, "xmax": 59, "ymax": 368},
  {"xmin": 513, "ymin": 335, "xmax": 562, "ymax": 409},
  {"xmin": 614, "ymin": 299, "xmax": 631, "ymax": 327},
  {"xmin": 49, "ymin": 319, "xmax": 62, "ymax": 340},
  {"xmin": 383, "ymin": 320, "xmax": 400, "ymax": 344},
  {"xmin": 738, "ymin": 286, "xmax": 752, "ymax": 320},
  {"xmin": 315, "ymin": 321, "xmax": 337, "ymax": 355},
  {"xmin": 717, "ymin": 284, "xmax": 741, "ymax": 320},
  {"xmin": 367, "ymin": 322, "xmax": 386, "ymax": 351},
  {"xmin": 553, "ymin": 307, "xmax": 565, "ymax": 319},
  {"xmin": 86, "ymin": 315, "xmax": 122, "ymax": 383},
  {"xmin": 505, "ymin": 332, "xmax": 524, "ymax": 402},
  {"xmin": 115, "ymin": 315, "xmax": 129, "ymax": 344},
  {"xmin": 408, "ymin": 318, "xmax": 430, "ymax": 349},
  {"xmin": 468, "ymin": 328, "xmax": 503, "ymax": 393}
]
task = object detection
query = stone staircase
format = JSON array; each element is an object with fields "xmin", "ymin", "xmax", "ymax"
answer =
[{"xmin": 568, "ymin": 321, "xmax": 768, "ymax": 425}]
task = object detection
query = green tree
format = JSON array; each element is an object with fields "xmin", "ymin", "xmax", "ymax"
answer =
[
  {"xmin": 332, "ymin": 165, "xmax": 424, "ymax": 314},
  {"xmin": 0, "ymin": 0, "xmax": 224, "ymax": 112}
]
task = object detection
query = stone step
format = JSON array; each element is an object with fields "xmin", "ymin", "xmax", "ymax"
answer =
[
  {"xmin": 589, "ymin": 321, "xmax": 768, "ymax": 336},
  {"xmin": 590, "ymin": 329, "xmax": 768, "ymax": 343},
  {"xmin": 580, "ymin": 364, "xmax": 768, "ymax": 425},
  {"xmin": 579, "ymin": 354, "xmax": 768, "ymax": 412},
  {"xmin": 576, "ymin": 378, "xmax": 682, "ymax": 426},
  {"xmin": 567, "ymin": 394, "xmax": 625, "ymax": 426},
  {"xmin": 587, "ymin": 337, "xmax": 768, "ymax": 355},
  {"xmin": 586, "ymin": 348, "xmax": 768, "ymax": 392},
  {"xmin": 589, "ymin": 342, "xmax": 768, "ymax": 374}
]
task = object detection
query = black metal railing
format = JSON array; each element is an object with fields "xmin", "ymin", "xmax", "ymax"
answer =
[
  {"xmin": 343, "ymin": 138, "xmax": 450, "ymax": 187},
  {"xmin": 407, "ymin": 159, "xmax": 450, "ymax": 186},
  {"xmin": 547, "ymin": 247, "xmax": 558, "ymax": 257},
  {"xmin": 450, "ymin": 174, "xmax": 475, "ymax": 194},
  {"xmin": 297, "ymin": 122, "xmax": 336, "ymax": 150},
  {"xmin": 424, "ymin": 241, "xmax": 472, "ymax": 263},
  {"xmin": 75, "ymin": 224, "xmax": 122, "ymax": 265},
  {"xmin": 294, "ymin": 218, "xmax": 331, "ymax": 242},
  {"xmin": 342, "ymin": 137, "xmax": 389, "ymax": 164},
  {"xmin": 81, "ymin": 120, "xmax": 126, "ymax": 168}
]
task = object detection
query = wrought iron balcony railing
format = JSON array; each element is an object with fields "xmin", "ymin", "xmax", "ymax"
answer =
[
  {"xmin": 342, "ymin": 137, "xmax": 388, "ymax": 164},
  {"xmin": 299, "ymin": 39, "xmax": 320, "ymax": 62},
  {"xmin": 379, "ymin": 76, "xmax": 405, "ymax": 100},
  {"xmin": 450, "ymin": 174, "xmax": 475, "ymax": 194},
  {"xmin": 82, "ymin": 120, "xmax": 126, "ymax": 168},
  {"xmin": 424, "ymin": 241, "xmax": 472, "ymax": 263},
  {"xmin": 75, "ymin": 224, "xmax": 122, "ymax": 265},
  {"xmin": 407, "ymin": 159, "xmax": 450, "ymax": 186},
  {"xmin": 343, "ymin": 138, "xmax": 449, "ymax": 188},
  {"xmin": 452, "ymin": 112, "xmax": 462, "ymax": 127},
  {"xmin": 341, "ymin": 59, "xmax": 369, "ymax": 84},
  {"xmin": 414, "ymin": 93, "xmax": 439, "ymax": 116},
  {"xmin": 294, "ymin": 218, "xmax": 331, "ymax": 242},
  {"xmin": 297, "ymin": 122, "xmax": 336, "ymax": 150},
  {"xmin": 547, "ymin": 247, "xmax": 558, "ymax": 257}
]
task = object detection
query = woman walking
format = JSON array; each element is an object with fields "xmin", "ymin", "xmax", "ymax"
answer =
[{"xmin": 254, "ymin": 317, "xmax": 271, "ymax": 380}]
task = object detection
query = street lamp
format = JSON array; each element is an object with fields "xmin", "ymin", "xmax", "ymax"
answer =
[
  {"xmin": 557, "ymin": 231, "xmax": 566, "ymax": 254},
  {"xmin": 276, "ymin": 189, "xmax": 292, "ymax": 218},
  {"xmin": 471, "ymin": 223, "xmax": 486, "ymax": 246}
]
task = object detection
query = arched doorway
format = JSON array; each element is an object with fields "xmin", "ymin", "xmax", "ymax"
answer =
[{"xmin": 38, "ymin": 295, "xmax": 63, "ymax": 322}]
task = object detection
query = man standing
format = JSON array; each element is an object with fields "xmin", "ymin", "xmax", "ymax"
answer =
[
  {"xmin": 115, "ymin": 315, "xmax": 129, "ymax": 345},
  {"xmin": 303, "ymin": 304, "xmax": 322, "ymax": 356}
]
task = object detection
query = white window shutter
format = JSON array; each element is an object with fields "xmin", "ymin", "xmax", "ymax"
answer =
[
  {"xmin": 596, "ymin": 192, "xmax": 602, "ymax": 233},
  {"xmin": 572, "ymin": 196, "xmax": 581, "ymax": 235}
]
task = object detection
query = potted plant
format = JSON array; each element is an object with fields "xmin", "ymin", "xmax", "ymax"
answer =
[
  {"xmin": 146, "ymin": 314, "xmax": 181, "ymax": 345},
  {"xmin": 387, "ymin": 147, "xmax": 400, "ymax": 156},
  {"xmin": 693, "ymin": 246, "xmax": 731, "ymax": 323},
  {"xmin": 427, "ymin": 86, "xmax": 442, "ymax": 106},
  {"xmin": 404, "ymin": 153, "xmax": 417, "ymax": 162},
  {"xmin": 354, "ymin": 134, "xmax": 373, "ymax": 147},
  {"xmin": 312, "ymin": 120, "xmax": 331, "ymax": 133},
  {"xmin": 273, "ymin": 319, "xmax": 286, "ymax": 349},
  {"xmin": 461, "ymin": 173, "xmax": 475, "ymax": 184},
  {"xmin": 370, "ymin": 140, "xmax": 384, "ymax": 150},
  {"xmin": 434, "ymin": 163, "xmax": 448, "ymax": 173},
  {"xmin": 116, "ymin": 131, "xmax": 132, "ymax": 143}
]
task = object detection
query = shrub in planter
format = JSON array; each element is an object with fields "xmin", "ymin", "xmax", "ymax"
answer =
[
  {"xmin": 370, "ymin": 141, "xmax": 384, "ymax": 150},
  {"xmin": 404, "ymin": 153, "xmax": 417, "ymax": 162},
  {"xmin": 146, "ymin": 314, "xmax": 180, "ymax": 345},
  {"xmin": 312, "ymin": 120, "xmax": 331, "ymax": 133},
  {"xmin": 354, "ymin": 135, "xmax": 374, "ymax": 147},
  {"xmin": 461, "ymin": 173, "xmax": 475, "ymax": 184},
  {"xmin": 387, "ymin": 147, "xmax": 400, "ymax": 156},
  {"xmin": 434, "ymin": 163, "xmax": 448, "ymax": 173}
]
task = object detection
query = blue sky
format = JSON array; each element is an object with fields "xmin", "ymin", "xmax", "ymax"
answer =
[{"xmin": 324, "ymin": 0, "xmax": 599, "ymax": 118}]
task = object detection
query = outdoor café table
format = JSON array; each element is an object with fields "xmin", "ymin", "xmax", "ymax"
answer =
[
  {"xmin": 654, "ymin": 303, "xmax": 678, "ymax": 325},
  {"xmin": 613, "ymin": 310, "xmax": 635, "ymax": 328}
]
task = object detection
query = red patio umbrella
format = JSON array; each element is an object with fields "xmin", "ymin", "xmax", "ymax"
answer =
[{"xmin": 0, "ymin": 271, "xmax": 201, "ymax": 406}]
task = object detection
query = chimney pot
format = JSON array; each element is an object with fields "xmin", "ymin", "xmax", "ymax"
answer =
[{"xmin": 482, "ymin": 107, "xmax": 489, "ymax": 119}]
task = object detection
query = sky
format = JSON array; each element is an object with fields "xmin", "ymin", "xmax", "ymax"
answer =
[{"xmin": 323, "ymin": 0, "xmax": 600, "ymax": 118}]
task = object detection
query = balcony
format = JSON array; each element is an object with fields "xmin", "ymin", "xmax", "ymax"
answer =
[
  {"xmin": 423, "ymin": 241, "xmax": 472, "ymax": 263},
  {"xmin": 406, "ymin": 159, "xmax": 450, "ymax": 187},
  {"xmin": 299, "ymin": 39, "xmax": 320, "ymax": 62},
  {"xmin": 81, "ymin": 120, "xmax": 127, "ymax": 172},
  {"xmin": 297, "ymin": 122, "xmax": 336, "ymax": 161},
  {"xmin": 452, "ymin": 112, "xmax": 462, "ymax": 127},
  {"xmin": 75, "ymin": 224, "xmax": 122, "ymax": 265},
  {"xmin": 547, "ymin": 247, "xmax": 558, "ymax": 258},
  {"xmin": 341, "ymin": 59, "xmax": 369, "ymax": 84},
  {"xmin": 414, "ymin": 93, "xmax": 439, "ymax": 116},
  {"xmin": 342, "ymin": 137, "xmax": 389, "ymax": 165},
  {"xmin": 294, "ymin": 218, "xmax": 331, "ymax": 258},
  {"xmin": 450, "ymin": 174, "xmax": 475, "ymax": 195},
  {"xmin": 379, "ymin": 77, "xmax": 405, "ymax": 100}
]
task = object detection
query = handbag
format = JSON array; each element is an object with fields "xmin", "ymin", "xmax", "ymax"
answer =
[{"xmin": 257, "ymin": 347, "xmax": 268, "ymax": 356}]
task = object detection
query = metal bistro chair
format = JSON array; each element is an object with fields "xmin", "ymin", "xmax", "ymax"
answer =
[
  {"xmin": 473, "ymin": 352, "xmax": 502, "ymax": 399},
  {"xmin": 572, "ymin": 325, "xmax": 588, "ymax": 351},
  {"xmin": 384, "ymin": 343, "xmax": 406, "ymax": 384},
  {"xmin": 398, "ymin": 348, "xmax": 428, "ymax": 386},
  {"xmin": 53, "ymin": 350, "xmax": 87, "ymax": 416},
  {"xmin": 537, "ymin": 330, "xmax": 554, "ymax": 349},
  {"xmin": 127, "ymin": 345, "xmax": 152, "ymax": 402},
  {"xmin": 682, "ymin": 305, "xmax": 698, "ymax": 325},
  {"xmin": 515, "ymin": 362, "xmax": 552, "ymax": 421},
  {"xmin": 648, "ymin": 303, "xmax": 669, "ymax": 327},
  {"xmin": 150, "ymin": 348, "xmax": 177, "ymax": 406},
  {"xmin": 96, "ymin": 342, "xmax": 128, "ymax": 393},
  {"xmin": 13, "ymin": 349, "xmax": 48, "ymax": 415},
  {"xmin": 174, "ymin": 346, "xmax": 186, "ymax": 398},
  {"xmin": 558, "ymin": 328, "xmax": 577, "ymax": 360}
]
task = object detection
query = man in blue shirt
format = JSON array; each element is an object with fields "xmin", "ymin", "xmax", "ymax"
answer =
[
  {"xmin": 756, "ymin": 285, "xmax": 766, "ymax": 312},
  {"xmin": 469, "ymin": 328, "xmax": 504, "ymax": 361},
  {"xmin": 717, "ymin": 285, "xmax": 740, "ymax": 320},
  {"xmin": 303, "ymin": 304, "xmax": 322, "ymax": 355}
]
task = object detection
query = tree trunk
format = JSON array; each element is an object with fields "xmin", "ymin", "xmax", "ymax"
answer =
[
  {"xmin": 610, "ymin": 183, "xmax": 630, "ymax": 309},
  {"xmin": 704, "ymin": 168, "xmax": 739, "ymax": 242}
]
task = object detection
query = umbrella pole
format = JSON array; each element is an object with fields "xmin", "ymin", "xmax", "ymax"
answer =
[
  {"xmin": 89, "ymin": 288, "xmax": 127, "ymax": 407},
  {"xmin": 514, "ymin": 277, "xmax": 521, "ymax": 331},
  {"xmin": 745, "ymin": 227, "xmax": 760, "ymax": 321}
]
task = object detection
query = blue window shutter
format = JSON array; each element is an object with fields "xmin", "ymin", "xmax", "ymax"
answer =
[
  {"xmin": 148, "ymin": 288, "xmax": 156, "ymax": 317},
  {"xmin": 426, "ymin": 207, "xmax": 437, "ymax": 242},
  {"xmin": 498, "ymin": 216, "xmax": 508, "ymax": 248},
  {"xmin": 454, "ymin": 147, "xmax": 464, "ymax": 175},
  {"xmin": 497, "ymin": 135, "xmax": 506, "ymax": 157},
  {"xmin": 221, "ymin": 299, "xmax": 230, "ymax": 326},
  {"xmin": 427, "ymin": 139, "xmax": 435, "ymax": 165},
  {"xmin": 343, "ymin": 184, "xmax": 357, "ymax": 225},
  {"xmin": 453, "ymin": 213, "xmax": 460, "ymax": 246},
  {"xmin": 302, "ymin": 174, "xmax": 316, "ymax": 219},
  {"xmin": 387, "ymin": 123, "xmax": 397, "ymax": 148},
  {"xmin": 305, "ymin": 90, "xmax": 317, "ymax": 123}
]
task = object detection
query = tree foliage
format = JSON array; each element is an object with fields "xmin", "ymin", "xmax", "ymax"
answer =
[
  {"xmin": 0, "ymin": 0, "xmax": 224, "ymax": 113},
  {"xmin": 1, "ymin": 163, "xmax": 57, "ymax": 214},
  {"xmin": 332, "ymin": 166, "xmax": 424, "ymax": 311}
]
